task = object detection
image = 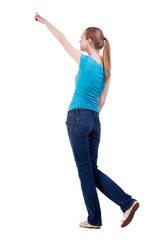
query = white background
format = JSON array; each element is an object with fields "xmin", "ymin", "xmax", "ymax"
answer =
[{"xmin": 0, "ymin": 0, "xmax": 157, "ymax": 239}]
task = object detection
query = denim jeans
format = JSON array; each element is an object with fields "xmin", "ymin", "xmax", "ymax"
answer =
[{"xmin": 66, "ymin": 108, "xmax": 136, "ymax": 226}]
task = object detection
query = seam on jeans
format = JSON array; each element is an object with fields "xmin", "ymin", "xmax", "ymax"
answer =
[{"xmin": 76, "ymin": 119, "xmax": 92, "ymax": 136}]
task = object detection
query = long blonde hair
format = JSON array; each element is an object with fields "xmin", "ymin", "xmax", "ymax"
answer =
[
  {"xmin": 102, "ymin": 38, "xmax": 111, "ymax": 82},
  {"xmin": 85, "ymin": 27, "xmax": 111, "ymax": 82}
]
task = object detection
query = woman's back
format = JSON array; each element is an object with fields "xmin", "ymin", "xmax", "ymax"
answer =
[{"xmin": 69, "ymin": 54, "xmax": 104, "ymax": 113}]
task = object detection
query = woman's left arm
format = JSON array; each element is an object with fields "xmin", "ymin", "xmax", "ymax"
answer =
[{"xmin": 99, "ymin": 78, "xmax": 111, "ymax": 112}]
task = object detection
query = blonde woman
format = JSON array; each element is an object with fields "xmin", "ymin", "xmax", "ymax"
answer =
[{"xmin": 35, "ymin": 12, "xmax": 139, "ymax": 229}]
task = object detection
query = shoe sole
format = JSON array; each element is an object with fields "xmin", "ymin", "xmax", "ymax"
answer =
[
  {"xmin": 79, "ymin": 224, "xmax": 101, "ymax": 229},
  {"xmin": 121, "ymin": 201, "xmax": 140, "ymax": 228}
]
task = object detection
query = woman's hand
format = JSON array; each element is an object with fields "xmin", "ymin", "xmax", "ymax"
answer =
[{"xmin": 34, "ymin": 12, "xmax": 46, "ymax": 24}]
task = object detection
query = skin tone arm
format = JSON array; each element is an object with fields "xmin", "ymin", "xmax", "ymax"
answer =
[
  {"xmin": 34, "ymin": 13, "xmax": 81, "ymax": 64},
  {"xmin": 99, "ymin": 77, "xmax": 111, "ymax": 112}
]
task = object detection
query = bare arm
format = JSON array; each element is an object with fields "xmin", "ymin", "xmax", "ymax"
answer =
[
  {"xmin": 99, "ymin": 78, "xmax": 111, "ymax": 113},
  {"xmin": 35, "ymin": 13, "xmax": 81, "ymax": 64}
]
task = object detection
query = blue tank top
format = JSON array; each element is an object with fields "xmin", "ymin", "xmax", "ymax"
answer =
[{"xmin": 68, "ymin": 54, "xmax": 105, "ymax": 113}]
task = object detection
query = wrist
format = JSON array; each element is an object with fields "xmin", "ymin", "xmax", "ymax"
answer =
[{"xmin": 43, "ymin": 19, "xmax": 47, "ymax": 24}]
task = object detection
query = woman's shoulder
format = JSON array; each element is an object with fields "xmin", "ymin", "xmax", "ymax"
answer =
[{"xmin": 79, "ymin": 54, "xmax": 89, "ymax": 66}]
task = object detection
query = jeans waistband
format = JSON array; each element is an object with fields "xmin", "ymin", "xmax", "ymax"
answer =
[{"xmin": 68, "ymin": 108, "xmax": 99, "ymax": 117}]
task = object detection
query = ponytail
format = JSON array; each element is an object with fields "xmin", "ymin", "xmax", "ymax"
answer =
[{"xmin": 102, "ymin": 38, "xmax": 111, "ymax": 83}]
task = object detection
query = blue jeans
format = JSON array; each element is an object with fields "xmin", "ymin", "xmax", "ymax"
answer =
[{"xmin": 66, "ymin": 109, "xmax": 136, "ymax": 226}]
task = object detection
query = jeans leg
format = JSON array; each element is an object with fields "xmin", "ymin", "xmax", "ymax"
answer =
[
  {"xmin": 93, "ymin": 170, "xmax": 136, "ymax": 212},
  {"xmin": 89, "ymin": 119, "xmax": 136, "ymax": 213},
  {"xmin": 66, "ymin": 119, "xmax": 102, "ymax": 226}
]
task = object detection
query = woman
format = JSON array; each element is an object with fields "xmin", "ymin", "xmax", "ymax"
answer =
[{"xmin": 34, "ymin": 12, "xmax": 139, "ymax": 229}]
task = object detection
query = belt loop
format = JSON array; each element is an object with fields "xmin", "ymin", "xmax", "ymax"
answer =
[
  {"xmin": 76, "ymin": 108, "xmax": 78, "ymax": 115},
  {"xmin": 94, "ymin": 111, "xmax": 98, "ymax": 117}
]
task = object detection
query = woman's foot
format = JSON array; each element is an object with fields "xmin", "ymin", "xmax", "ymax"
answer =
[
  {"xmin": 121, "ymin": 201, "xmax": 140, "ymax": 227},
  {"xmin": 79, "ymin": 221, "xmax": 101, "ymax": 229}
]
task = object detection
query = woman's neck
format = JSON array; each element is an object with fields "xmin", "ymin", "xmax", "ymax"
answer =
[
  {"xmin": 87, "ymin": 47, "xmax": 99, "ymax": 56},
  {"xmin": 87, "ymin": 49, "xmax": 103, "ymax": 66}
]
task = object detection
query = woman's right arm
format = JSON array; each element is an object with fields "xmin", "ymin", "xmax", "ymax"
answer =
[{"xmin": 35, "ymin": 12, "xmax": 81, "ymax": 64}]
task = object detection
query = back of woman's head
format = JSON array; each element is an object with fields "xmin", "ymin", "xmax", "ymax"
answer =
[{"xmin": 84, "ymin": 27, "xmax": 111, "ymax": 82}]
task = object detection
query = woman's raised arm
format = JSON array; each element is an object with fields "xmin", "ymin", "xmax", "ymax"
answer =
[{"xmin": 35, "ymin": 12, "xmax": 81, "ymax": 64}]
